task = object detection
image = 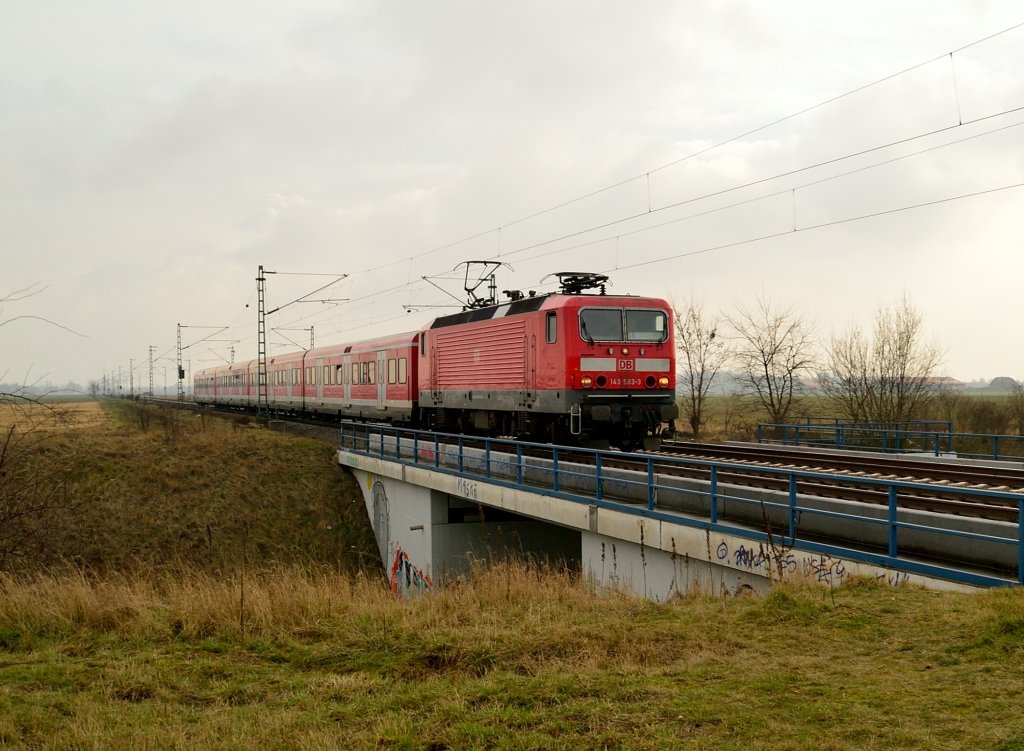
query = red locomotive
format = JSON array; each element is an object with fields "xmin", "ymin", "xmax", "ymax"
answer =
[{"xmin": 194, "ymin": 273, "xmax": 677, "ymax": 448}]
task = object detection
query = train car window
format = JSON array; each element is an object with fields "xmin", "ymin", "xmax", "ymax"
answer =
[
  {"xmin": 359, "ymin": 363, "xmax": 367, "ymax": 384},
  {"xmin": 421, "ymin": 333, "xmax": 426, "ymax": 356},
  {"xmin": 625, "ymin": 309, "xmax": 668, "ymax": 342},
  {"xmin": 352, "ymin": 363, "xmax": 359, "ymax": 384},
  {"xmin": 546, "ymin": 312, "xmax": 557, "ymax": 344},
  {"xmin": 388, "ymin": 359, "xmax": 396, "ymax": 384},
  {"xmin": 323, "ymin": 366, "xmax": 330, "ymax": 385},
  {"xmin": 398, "ymin": 357, "xmax": 407, "ymax": 384},
  {"xmin": 368, "ymin": 361, "xmax": 376, "ymax": 385},
  {"xmin": 579, "ymin": 308, "xmax": 624, "ymax": 342}
]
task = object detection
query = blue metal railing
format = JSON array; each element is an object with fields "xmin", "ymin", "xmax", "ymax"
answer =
[
  {"xmin": 757, "ymin": 422, "xmax": 1024, "ymax": 462},
  {"xmin": 340, "ymin": 422, "xmax": 1024, "ymax": 589}
]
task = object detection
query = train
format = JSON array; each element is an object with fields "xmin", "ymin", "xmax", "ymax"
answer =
[{"xmin": 194, "ymin": 273, "xmax": 679, "ymax": 448}]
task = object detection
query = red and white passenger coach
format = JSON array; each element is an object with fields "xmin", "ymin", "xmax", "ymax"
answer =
[{"xmin": 194, "ymin": 273, "xmax": 678, "ymax": 448}]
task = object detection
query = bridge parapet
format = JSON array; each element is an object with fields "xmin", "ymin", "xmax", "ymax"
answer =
[{"xmin": 339, "ymin": 423, "xmax": 1024, "ymax": 598}]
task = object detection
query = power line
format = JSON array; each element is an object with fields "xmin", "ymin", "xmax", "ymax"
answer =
[
  {"xmin": 609, "ymin": 181, "xmax": 1024, "ymax": 272},
  {"xmin": 340, "ymin": 19, "xmax": 1024, "ymax": 279},
  {"xmin": 182, "ymin": 20, "xmax": 1024, "ymax": 363},
  {"xmin": 508, "ymin": 115, "xmax": 1024, "ymax": 266}
]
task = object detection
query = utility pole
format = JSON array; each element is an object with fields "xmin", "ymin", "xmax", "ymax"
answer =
[
  {"xmin": 256, "ymin": 266, "xmax": 346, "ymax": 416},
  {"xmin": 177, "ymin": 324, "xmax": 184, "ymax": 401},
  {"xmin": 257, "ymin": 265, "xmax": 269, "ymax": 416},
  {"xmin": 148, "ymin": 346, "xmax": 155, "ymax": 397},
  {"xmin": 129, "ymin": 358, "xmax": 134, "ymax": 398},
  {"xmin": 178, "ymin": 324, "xmax": 228, "ymax": 401}
]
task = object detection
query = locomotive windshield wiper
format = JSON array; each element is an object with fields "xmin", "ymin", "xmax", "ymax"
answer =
[{"xmin": 580, "ymin": 318, "xmax": 594, "ymax": 344}]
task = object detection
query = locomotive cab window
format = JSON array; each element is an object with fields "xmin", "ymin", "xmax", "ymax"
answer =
[
  {"xmin": 579, "ymin": 308, "xmax": 624, "ymax": 342},
  {"xmin": 546, "ymin": 312, "xmax": 557, "ymax": 344},
  {"xmin": 625, "ymin": 309, "xmax": 668, "ymax": 342},
  {"xmin": 579, "ymin": 308, "xmax": 669, "ymax": 343}
]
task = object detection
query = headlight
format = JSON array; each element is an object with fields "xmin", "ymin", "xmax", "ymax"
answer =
[
  {"xmin": 581, "ymin": 375, "xmax": 593, "ymax": 388},
  {"xmin": 658, "ymin": 376, "xmax": 670, "ymax": 387}
]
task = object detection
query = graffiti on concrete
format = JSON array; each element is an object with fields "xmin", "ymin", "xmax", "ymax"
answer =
[
  {"xmin": 390, "ymin": 545, "xmax": 433, "ymax": 596},
  {"xmin": 877, "ymin": 570, "xmax": 910, "ymax": 586},
  {"xmin": 715, "ymin": 540, "xmax": 796, "ymax": 578},
  {"xmin": 455, "ymin": 476, "xmax": 479, "ymax": 501},
  {"xmin": 371, "ymin": 480, "xmax": 390, "ymax": 561},
  {"xmin": 713, "ymin": 537, "xmax": 909, "ymax": 587},
  {"xmin": 800, "ymin": 555, "xmax": 847, "ymax": 584}
]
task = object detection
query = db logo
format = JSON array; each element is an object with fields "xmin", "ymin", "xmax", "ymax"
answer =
[{"xmin": 618, "ymin": 360, "xmax": 634, "ymax": 371}]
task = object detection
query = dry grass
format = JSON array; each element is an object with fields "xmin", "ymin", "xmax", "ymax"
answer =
[
  {"xmin": 1, "ymin": 563, "xmax": 1024, "ymax": 749},
  {"xmin": 4, "ymin": 399, "xmax": 1024, "ymax": 747},
  {"xmin": 0, "ymin": 400, "xmax": 103, "ymax": 434},
  {"xmin": 2, "ymin": 399, "xmax": 378, "ymax": 573}
]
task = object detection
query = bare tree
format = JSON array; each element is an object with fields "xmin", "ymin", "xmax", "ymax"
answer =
[
  {"xmin": 821, "ymin": 296, "xmax": 942, "ymax": 424},
  {"xmin": 727, "ymin": 297, "xmax": 816, "ymax": 425},
  {"xmin": 1, "ymin": 283, "xmax": 84, "ymax": 340},
  {"xmin": 1008, "ymin": 379, "xmax": 1024, "ymax": 436},
  {"xmin": 0, "ymin": 401, "xmax": 81, "ymax": 570},
  {"xmin": 0, "ymin": 285, "xmax": 87, "ymax": 569},
  {"xmin": 673, "ymin": 296, "xmax": 730, "ymax": 438}
]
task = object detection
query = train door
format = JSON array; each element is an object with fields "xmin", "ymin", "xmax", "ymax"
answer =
[
  {"xmin": 377, "ymin": 350, "xmax": 386, "ymax": 409},
  {"xmin": 528, "ymin": 335, "xmax": 536, "ymax": 393},
  {"xmin": 314, "ymin": 357, "xmax": 323, "ymax": 403},
  {"xmin": 343, "ymin": 354, "xmax": 351, "ymax": 402},
  {"xmin": 429, "ymin": 334, "xmax": 440, "ymax": 401}
]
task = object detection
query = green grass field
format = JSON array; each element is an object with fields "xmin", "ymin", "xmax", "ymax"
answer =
[
  {"xmin": 2, "ymin": 566, "xmax": 1024, "ymax": 749},
  {"xmin": 2, "ymin": 400, "xmax": 1024, "ymax": 749}
]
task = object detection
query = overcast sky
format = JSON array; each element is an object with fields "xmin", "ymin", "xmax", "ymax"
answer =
[{"xmin": 2, "ymin": 1, "xmax": 1022, "ymax": 391}]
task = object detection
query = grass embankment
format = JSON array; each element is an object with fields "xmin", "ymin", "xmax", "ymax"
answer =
[
  {"xmin": 2, "ymin": 400, "xmax": 377, "ymax": 572},
  {"xmin": 2, "ymin": 566, "xmax": 1024, "ymax": 749},
  {"xmin": 3, "ymin": 401, "xmax": 1024, "ymax": 748}
]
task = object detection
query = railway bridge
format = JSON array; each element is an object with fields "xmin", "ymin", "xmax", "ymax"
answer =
[{"xmin": 336, "ymin": 422, "xmax": 1024, "ymax": 600}]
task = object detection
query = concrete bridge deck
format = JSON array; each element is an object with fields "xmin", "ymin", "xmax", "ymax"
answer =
[{"xmin": 337, "ymin": 423, "xmax": 1024, "ymax": 599}]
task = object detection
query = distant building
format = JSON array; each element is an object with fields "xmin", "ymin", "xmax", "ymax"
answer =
[
  {"xmin": 981, "ymin": 376, "xmax": 1020, "ymax": 394},
  {"xmin": 926, "ymin": 376, "xmax": 965, "ymax": 391}
]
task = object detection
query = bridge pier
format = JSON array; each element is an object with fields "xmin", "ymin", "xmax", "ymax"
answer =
[
  {"xmin": 351, "ymin": 468, "xmax": 581, "ymax": 595},
  {"xmin": 346, "ymin": 458, "xmax": 790, "ymax": 600}
]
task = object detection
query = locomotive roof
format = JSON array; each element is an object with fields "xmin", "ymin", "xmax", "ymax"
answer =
[{"xmin": 429, "ymin": 292, "xmax": 662, "ymax": 330}]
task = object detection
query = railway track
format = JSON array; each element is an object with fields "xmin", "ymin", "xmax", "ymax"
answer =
[
  {"xmin": 656, "ymin": 440, "xmax": 1024, "ymax": 492},
  {"xmin": 639, "ymin": 441, "xmax": 1024, "ymax": 522},
  {"xmin": 439, "ymin": 436, "xmax": 1024, "ymax": 523},
  {"xmin": 156, "ymin": 399, "xmax": 1024, "ymax": 524}
]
